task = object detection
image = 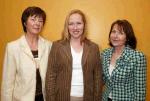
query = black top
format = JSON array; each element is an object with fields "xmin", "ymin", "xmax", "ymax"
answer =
[
  {"xmin": 32, "ymin": 50, "xmax": 38, "ymax": 58},
  {"xmin": 31, "ymin": 50, "xmax": 44, "ymax": 100}
]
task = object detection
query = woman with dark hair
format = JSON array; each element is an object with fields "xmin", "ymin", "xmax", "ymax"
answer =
[
  {"xmin": 1, "ymin": 6, "xmax": 52, "ymax": 101},
  {"xmin": 101, "ymin": 19, "xmax": 147, "ymax": 101},
  {"xmin": 45, "ymin": 9, "xmax": 103, "ymax": 101}
]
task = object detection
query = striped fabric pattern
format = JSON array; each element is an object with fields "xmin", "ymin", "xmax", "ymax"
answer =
[{"xmin": 46, "ymin": 39, "xmax": 103, "ymax": 101}]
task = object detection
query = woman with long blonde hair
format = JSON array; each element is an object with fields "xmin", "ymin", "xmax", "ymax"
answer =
[{"xmin": 46, "ymin": 9, "xmax": 102, "ymax": 101}]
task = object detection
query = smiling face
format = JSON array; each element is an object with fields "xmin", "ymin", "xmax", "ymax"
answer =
[
  {"xmin": 25, "ymin": 15, "xmax": 44, "ymax": 35},
  {"xmin": 68, "ymin": 13, "xmax": 84, "ymax": 40},
  {"xmin": 110, "ymin": 24, "xmax": 127, "ymax": 48}
]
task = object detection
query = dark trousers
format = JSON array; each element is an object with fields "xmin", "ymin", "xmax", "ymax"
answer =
[
  {"xmin": 35, "ymin": 94, "xmax": 44, "ymax": 101},
  {"xmin": 108, "ymin": 97, "xmax": 112, "ymax": 101}
]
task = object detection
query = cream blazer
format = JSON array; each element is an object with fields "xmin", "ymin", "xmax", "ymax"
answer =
[{"xmin": 1, "ymin": 35, "xmax": 52, "ymax": 101}]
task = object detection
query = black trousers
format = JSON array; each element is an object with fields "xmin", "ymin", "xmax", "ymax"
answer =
[
  {"xmin": 35, "ymin": 94, "xmax": 44, "ymax": 101},
  {"xmin": 108, "ymin": 97, "xmax": 112, "ymax": 101}
]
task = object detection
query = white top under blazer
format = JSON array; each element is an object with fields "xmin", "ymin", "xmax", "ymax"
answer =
[{"xmin": 70, "ymin": 46, "xmax": 83, "ymax": 97}]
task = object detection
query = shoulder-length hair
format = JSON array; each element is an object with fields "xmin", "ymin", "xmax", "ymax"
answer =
[{"xmin": 109, "ymin": 19, "xmax": 137, "ymax": 49}]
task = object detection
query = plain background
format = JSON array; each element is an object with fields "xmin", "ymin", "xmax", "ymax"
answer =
[{"xmin": 0, "ymin": 0, "xmax": 149, "ymax": 100}]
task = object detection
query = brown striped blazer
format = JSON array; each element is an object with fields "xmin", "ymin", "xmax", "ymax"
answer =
[{"xmin": 45, "ymin": 39, "xmax": 102, "ymax": 101}]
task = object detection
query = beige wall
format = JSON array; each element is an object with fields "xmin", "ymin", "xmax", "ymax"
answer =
[{"xmin": 0, "ymin": 0, "xmax": 150, "ymax": 100}]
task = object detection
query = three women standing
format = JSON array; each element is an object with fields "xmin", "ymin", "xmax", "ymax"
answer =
[{"xmin": 1, "ymin": 6, "xmax": 146, "ymax": 101}]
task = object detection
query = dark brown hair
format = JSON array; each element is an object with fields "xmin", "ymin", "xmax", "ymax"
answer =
[
  {"xmin": 21, "ymin": 6, "xmax": 46, "ymax": 32},
  {"xmin": 109, "ymin": 19, "xmax": 137, "ymax": 49}
]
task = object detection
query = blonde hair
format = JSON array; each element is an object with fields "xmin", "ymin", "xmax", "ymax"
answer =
[{"xmin": 61, "ymin": 9, "xmax": 88, "ymax": 43}]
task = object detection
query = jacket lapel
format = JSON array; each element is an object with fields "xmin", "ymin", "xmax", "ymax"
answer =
[
  {"xmin": 60, "ymin": 39, "xmax": 90, "ymax": 67},
  {"xmin": 20, "ymin": 35, "xmax": 46, "ymax": 60},
  {"xmin": 82, "ymin": 40, "xmax": 90, "ymax": 67},
  {"xmin": 104, "ymin": 48, "xmax": 113, "ymax": 79},
  {"xmin": 38, "ymin": 36, "xmax": 46, "ymax": 60},
  {"xmin": 60, "ymin": 40, "xmax": 92, "ymax": 69},
  {"xmin": 20, "ymin": 35, "xmax": 33, "ymax": 59},
  {"xmin": 61, "ymin": 40, "xmax": 72, "ymax": 62},
  {"xmin": 111, "ymin": 47, "xmax": 131, "ymax": 78}
]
